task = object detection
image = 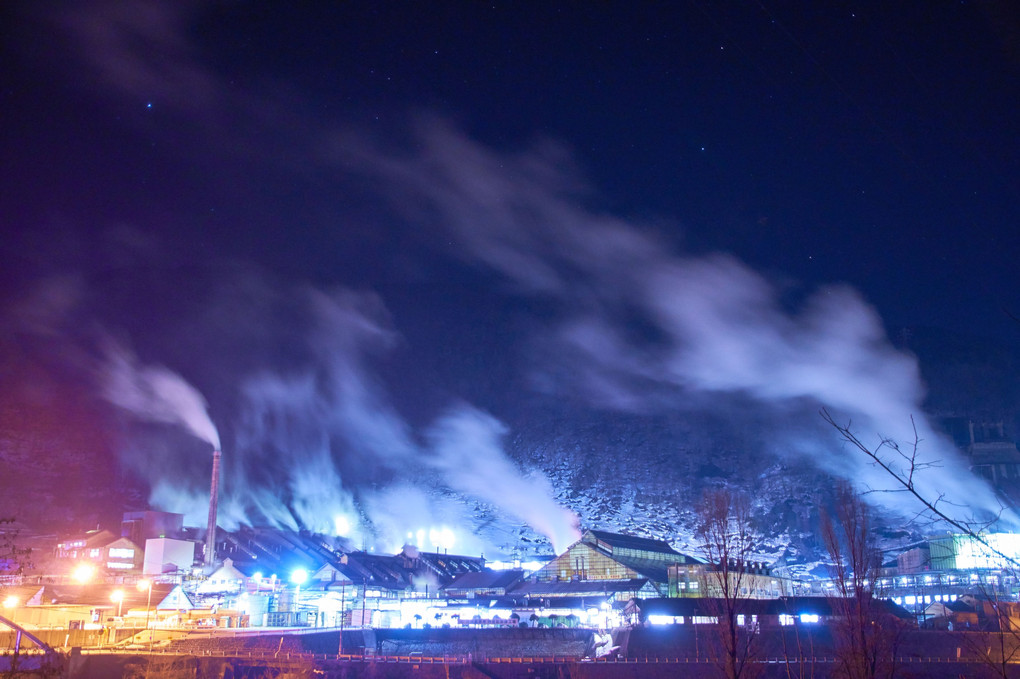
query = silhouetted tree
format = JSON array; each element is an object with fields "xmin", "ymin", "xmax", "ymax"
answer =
[
  {"xmin": 0, "ymin": 518, "xmax": 31, "ymax": 592},
  {"xmin": 823, "ymin": 410, "xmax": 1019, "ymax": 678},
  {"xmin": 696, "ymin": 489, "xmax": 763, "ymax": 679},
  {"xmin": 821, "ymin": 483, "xmax": 904, "ymax": 679}
]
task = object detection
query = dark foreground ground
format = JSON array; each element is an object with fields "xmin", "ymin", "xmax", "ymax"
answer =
[
  {"xmin": 11, "ymin": 625, "xmax": 1019, "ymax": 678},
  {"xmin": 60, "ymin": 653, "xmax": 1014, "ymax": 679}
]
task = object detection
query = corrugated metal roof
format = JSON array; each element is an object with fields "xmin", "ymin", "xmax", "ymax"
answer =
[
  {"xmin": 585, "ymin": 529, "xmax": 681, "ymax": 555},
  {"xmin": 442, "ymin": 569, "xmax": 525, "ymax": 592},
  {"xmin": 512, "ymin": 578, "xmax": 649, "ymax": 596}
]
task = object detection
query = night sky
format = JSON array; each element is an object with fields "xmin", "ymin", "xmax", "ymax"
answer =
[{"xmin": 2, "ymin": 2, "xmax": 1018, "ymax": 550}]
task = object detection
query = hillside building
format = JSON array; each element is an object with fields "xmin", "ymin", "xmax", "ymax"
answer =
[
  {"xmin": 515, "ymin": 529, "xmax": 701, "ymax": 612},
  {"xmin": 668, "ymin": 560, "xmax": 791, "ymax": 599}
]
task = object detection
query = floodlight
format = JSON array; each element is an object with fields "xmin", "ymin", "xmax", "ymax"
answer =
[{"xmin": 72, "ymin": 562, "xmax": 96, "ymax": 584}]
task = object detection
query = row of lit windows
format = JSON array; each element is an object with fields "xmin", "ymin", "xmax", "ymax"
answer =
[{"xmin": 893, "ymin": 593, "xmax": 959, "ymax": 606}]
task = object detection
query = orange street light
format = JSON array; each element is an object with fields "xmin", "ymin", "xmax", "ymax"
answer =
[
  {"xmin": 72, "ymin": 562, "xmax": 96, "ymax": 584},
  {"xmin": 137, "ymin": 579, "xmax": 153, "ymax": 649},
  {"xmin": 110, "ymin": 589, "xmax": 125, "ymax": 617}
]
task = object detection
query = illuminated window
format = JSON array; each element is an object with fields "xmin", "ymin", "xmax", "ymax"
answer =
[
  {"xmin": 109, "ymin": 548, "xmax": 134, "ymax": 559},
  {"xmin": 648, "ymin": 615, "xmax": 683, "ymax": 625},
  {"xmin": 108, "ymin": 562, "xmax": 132, "ymax": 569},
  {"xmin": 799, "ymin": 613, "xmax": 819, "ymax": 624}
]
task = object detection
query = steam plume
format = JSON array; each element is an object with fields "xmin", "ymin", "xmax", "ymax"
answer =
[
  {"xmin": 342, "ymin": 119, "xmax": 1011, "ymax": 527},
  {"xmin": 104, "ymin": 340, "xmax": 220, "ymax": 450},
  {"xmin": 428, "ymin": 405, "xmax": 581, "ymax": 553},
  {"xmin": 129, "ymin": 283, "xmax": 579, "ymax": 554}
]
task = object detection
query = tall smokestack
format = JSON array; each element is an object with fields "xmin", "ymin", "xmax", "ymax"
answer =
[{"xmin": 205, "ymin": 449, "xmax": 221, "ymax": 567}]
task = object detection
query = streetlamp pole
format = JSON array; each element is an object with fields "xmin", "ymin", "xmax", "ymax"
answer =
[
  {"xmin": 338, "ymin": 580, "xmax": 345, "ymax": 656},
  {"xmin": 290, "ymin": 569, "xmax": 307, "ymax": 628},
  {"xmin": 138, "ymin": 580, "xmax": 153, "ymax": 651}
]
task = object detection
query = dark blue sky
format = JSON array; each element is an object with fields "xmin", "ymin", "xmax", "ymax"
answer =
[
  {"xmin": 4, "ymin": 2, "xmax": 1017, "ymax": 341},
  {"xmin": 1, "ymin": 2, "xmax": 1018, "ymax": 537}
]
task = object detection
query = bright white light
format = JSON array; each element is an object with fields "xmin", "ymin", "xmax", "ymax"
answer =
[
  {"xmin": 72, "ymin": 563, "xmax": 96, "ymax": 584},
  {"xmin": 291, "ymin": 568, "xmax": 308, "ymax": 585},
  {"xmin": 648, "ymin": 614, "xmax": 682, "ymax": 625},
  {"xmin": 137, "ymin": 579, "xmax": 152, "ymax": 592},
  {"xmin": 3, "ymin": 596, "xmax": 17, "ymax": 609},
  {"xmin": 954, "ymin": 533, "xmax": 1020, "ymax": 570},
  {"xmin": 110, "ymin": 590, "xmax": 124, "ymax": 603},
  {"xmin": 334, "ymin": 515, "xmax": 351, "ymax": 537},
  {"xmin": 799, "ymin": 613, "xmax": 819, "ymax": 624}
]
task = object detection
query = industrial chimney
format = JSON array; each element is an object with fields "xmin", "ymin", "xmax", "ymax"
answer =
[{"xmin": 205, "ymin": 449, "xmax": 221, "ymax": 567}]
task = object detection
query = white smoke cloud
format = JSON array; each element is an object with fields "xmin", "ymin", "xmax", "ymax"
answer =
[
  {"xmin": 103, "ymin": 339, "xmax": 220, "ymax": 450},
  {"xmin": 210, "ymin": 285, "xmax": 579, "ymax": 553},
  {"xmin": 428, "ymin": 405, "xmax": 581, "ymax": 553},
  {"xmin": 340, "ymin": 119, "xmax": 1012, "ymax": 528},
  {"xmin": 359, "ymin": 484, "xmax": 487, "ymax": 556}
]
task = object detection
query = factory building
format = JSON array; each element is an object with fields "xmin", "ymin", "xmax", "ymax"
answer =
[
  {"xmin": 23, "ymin": 522, "xmax": 812, "ymax": 632},
  {"xmin": 668, "ymin": 560, "xmax": 791, "ymax": 599},
  {"xmin": 528, "ymin": 530, "xmax": 699, "ymax": 597}
]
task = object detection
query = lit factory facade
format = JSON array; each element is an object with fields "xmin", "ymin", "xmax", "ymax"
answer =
[{"xmin": 8, "ymin": 506, "xmax": 1020, "ymax": 635}]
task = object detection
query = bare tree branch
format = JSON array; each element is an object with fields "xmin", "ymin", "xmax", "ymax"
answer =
[{"xmin": 821, "ymin": 408, "xmax": 1015, "ymax": 569}]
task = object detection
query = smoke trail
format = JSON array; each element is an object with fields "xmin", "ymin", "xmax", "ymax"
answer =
[
  {"xmin": 340, "ymin": 119, "xmax": 1012, "ymax": 527},
  {"xmin": 216, "ymin": 287, "xmax": 414, "ymax": 540},
  {"xmin": 103, "ymin": 340, "xmax": 220, "ymax": 450},
  {"xmin": 205, "ymin": 284, "xmax": 579, "ymax": 553},
  {"xmin": 359, "ymin": 484, "xmax": 488, "ymax": 555},
  {"xmin": 428, "ymin": 404, "xmax": 581, "ymax": 553}
]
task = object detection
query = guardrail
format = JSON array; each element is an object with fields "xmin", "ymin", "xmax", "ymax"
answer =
[{"xmin": 71, "ymin": 649, "xmax": 997, "ymax": 666}]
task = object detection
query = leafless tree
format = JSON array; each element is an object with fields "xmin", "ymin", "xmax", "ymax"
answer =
[
  {"xmin": 820, "ymin": 409, "xmax": 1011, "ymax": 563},
  {"xmin": 821, "ymin": 483, "xmax": 905, "ymax": 679},
  {"xmin": 0, "ymin": 518, "xmax": 31, "ymax": 599},
  {"xmin": 822, "ymin": 409, "xmax": 1020, "ymax": 678},
  {"xmin": 696, "ymin": 489, "xmax": 763, "ymax": 679},
  {"xmin": 777, "ymin": 601, "xmax": 818, "ymax": 679}
]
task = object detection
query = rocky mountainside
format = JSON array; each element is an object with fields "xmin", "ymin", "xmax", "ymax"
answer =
[{"xmin": 1, "ymin": 326, "xmax": 1017, "ymax": 573}]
